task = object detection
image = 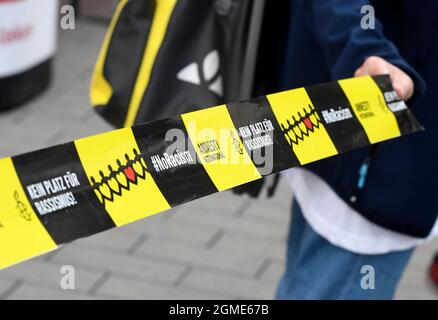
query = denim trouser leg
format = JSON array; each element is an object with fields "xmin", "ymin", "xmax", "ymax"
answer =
[{"xmin": 276, "ymin": 200, "xmax": 414, "ymax": 300}]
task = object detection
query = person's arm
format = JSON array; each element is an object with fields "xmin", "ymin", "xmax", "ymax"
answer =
[{"xmin": 299, "ymin": 0, "xmax": 426, "ymax": 101}]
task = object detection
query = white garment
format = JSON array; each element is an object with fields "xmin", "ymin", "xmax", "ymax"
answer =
[{"xmin": 283, "ymin": 168, "xmax": 438, "ymax": 255}]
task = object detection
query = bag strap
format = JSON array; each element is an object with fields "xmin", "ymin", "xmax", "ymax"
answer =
[
  {"xmin": 90, "ymin": 0, "xmax": 178, "ymax": 127},
  {"xmin": 90, "ymin": 0, "xmax": 129, "ymax": 109},
  {"xmin": 240, "ymin": 0, "xmax": 266, "ymax": 100},
  {"xmin": 123, "ymin": 0, "xmax": 178, "ymax": 127}
]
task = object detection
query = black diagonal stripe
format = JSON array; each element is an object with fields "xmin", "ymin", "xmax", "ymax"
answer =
[
  {"xmin": 132, "ymin": 116, "xmax": 218, "ymax": 207},
  {"xmin": 372, "ymin": 75, "xmax": 423, "ymax": 135},
  {"xmin": 13, "ymin": 143, "xmax": 115, "ymax": 245},
  {"xmin": 305, "ymin": 81, "xmax": 370, "ymax": 153},
  {"xmin": 226, "ymin": 96, "xmax": 300, "ymax": 175}
]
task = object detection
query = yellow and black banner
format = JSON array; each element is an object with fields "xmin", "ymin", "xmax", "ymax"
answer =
[{"xmin": 0, "ymin": 75, "xmax": 422, "ymax": 270}]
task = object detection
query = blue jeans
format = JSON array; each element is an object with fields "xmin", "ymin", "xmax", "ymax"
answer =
[{"xmin": 276, "ymin": 201, "xmax": 414, "ymax": 300}]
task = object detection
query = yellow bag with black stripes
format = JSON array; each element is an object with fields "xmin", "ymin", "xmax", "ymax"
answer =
[{"xmin": 90, "ymin": 0, "xmax": 271, "ymax": 128}]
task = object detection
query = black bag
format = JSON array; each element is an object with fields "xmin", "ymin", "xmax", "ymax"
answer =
[{"xmin": 91, "ymin": 0, "xmax": 261, "ymax": 128}]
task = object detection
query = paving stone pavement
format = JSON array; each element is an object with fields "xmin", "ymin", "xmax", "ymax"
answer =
[{"xmin": 0, "ymin": 20, "xmax": 437, "ymax": 300}]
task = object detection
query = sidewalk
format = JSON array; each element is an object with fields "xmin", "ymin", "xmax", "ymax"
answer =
[{"xmin": 0, "ymin": 20, "xmax": 436, "ymax": 300}]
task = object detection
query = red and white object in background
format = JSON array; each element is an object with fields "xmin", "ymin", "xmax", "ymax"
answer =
[{"xmin": 0, "ymin": 0, "xmax": 58, "ymax": 78}]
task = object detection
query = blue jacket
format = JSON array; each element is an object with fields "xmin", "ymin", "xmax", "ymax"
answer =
[{"xmin": 282, "ymin": 0, "xmax": 438, "ymax": 237}]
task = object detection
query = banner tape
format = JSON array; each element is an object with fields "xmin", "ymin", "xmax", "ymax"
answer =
[{"xmin": 0, "ymin": 75, "xmax": 422, "ymax": 270}]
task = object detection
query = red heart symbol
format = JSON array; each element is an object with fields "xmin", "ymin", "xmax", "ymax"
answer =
[
  {"xmin": 124, "ymin": 167, "xmax": 136, "ymax": 182},
  {"xmin": 303, "ymin": 117, "xmax": 313, "ymax": 130}
]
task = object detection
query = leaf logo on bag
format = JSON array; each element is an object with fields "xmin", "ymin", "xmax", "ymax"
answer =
[{"xmin": 177, "ymin": 50, "xmax": 223, "ymax": 97}]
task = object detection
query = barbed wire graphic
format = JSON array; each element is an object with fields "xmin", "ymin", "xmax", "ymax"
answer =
[
  {"xmin": 90, "ymin": 148, "xmax": 149, "ymax": 207},
  {"xmin": 280, "ymin": 105, "xmax": 322, "ymax": 146}
]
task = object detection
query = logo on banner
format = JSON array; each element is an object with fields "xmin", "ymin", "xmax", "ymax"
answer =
[
  {"xmin": 280, "ymin": 105, "xmax": 322, "ymax": 146},
  {"xmin": 355, "ymin": 101, "xmax": 375, "ymax": 119},
  {"xmin": 230, "ymin": 130, "xmax": 244, "ymax": 155},
  {"xmin": 90, "ymin": 148, "xmax": 150, "ymax": 207},
  {"xmin": 14, "ymin": 190, "xmax": 31, "ymax": 221}
]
